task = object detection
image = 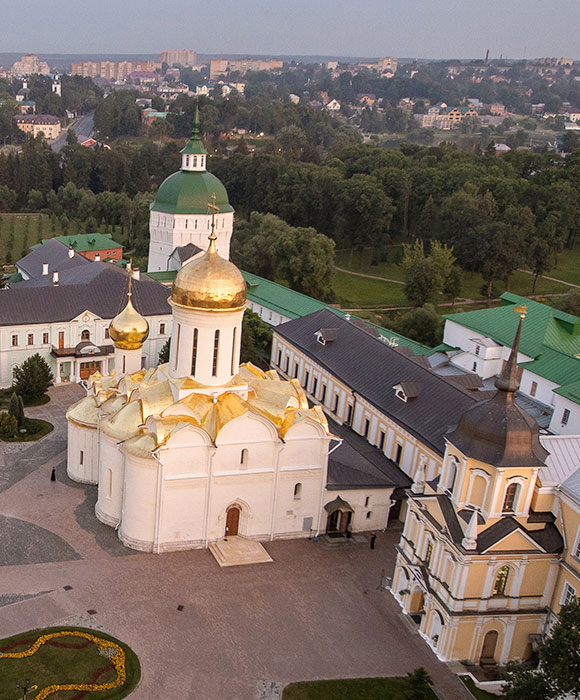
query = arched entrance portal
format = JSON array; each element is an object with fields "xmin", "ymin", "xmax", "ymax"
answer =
[
  {"xmin": 225, "ymin": 506, "xmax": 240, "ymax": 537},
  {"xmin": 324, "ymin": 496, "xmax": 354, "ymax": 537},
  {"xmin": 480, "ymin": 630, "xmax": 499, "ymax": 665}
]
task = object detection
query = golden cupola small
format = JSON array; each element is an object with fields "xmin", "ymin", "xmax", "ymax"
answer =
[{"xmin": 109, "ymin": 266, "xmax": 149, "ymax": 375}]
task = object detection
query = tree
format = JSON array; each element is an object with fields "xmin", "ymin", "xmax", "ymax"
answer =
[
  {"xmin": 8, "ymin": 392, "xmax": 24, "ymax": 427},
  {"xmin": 401, "ymin": 240, "xmax": 458, "ymax": 307},
  {"xmin": 501, "ymin": 599, "xmax": 580, "ymax": 699},
  {"xmin": 554, "ymin": 289, "xmax": 580, "ymax": 316},
  {"xmin": 158, "ymin": 338, "xmax": 170, "ymax": 364},
  {"xmin": 387, "ymin": 304, "xmax": 443, "ymax": 347},
  {"xmin": 406, "ymin": 667, "xmax": 433, "ymax": 700},
  {"xmin": 240, "ymin": 310, "xmax": 273, "ymax": 365},
  {"xmin": 0, "ymin": 413, "xmax": 17, "ymax": 439},
  {"xmin": 12, "ymin": 353, "xmax": 53, "ymax": 401}
]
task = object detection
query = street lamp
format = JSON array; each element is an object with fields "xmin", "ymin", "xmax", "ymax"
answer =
[{"xmin": 16, "ymin": 679, "xmax": 37, "ymax": 699}]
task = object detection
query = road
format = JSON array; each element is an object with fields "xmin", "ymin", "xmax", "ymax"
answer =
[{"xmin": 50, "ymin": 111, "xmax": 95, "ymax": 153}]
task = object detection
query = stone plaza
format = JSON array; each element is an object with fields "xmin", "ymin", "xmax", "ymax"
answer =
[{"xmin": 0, "ymin": 385, "xmax": 469, "ymax": 699}]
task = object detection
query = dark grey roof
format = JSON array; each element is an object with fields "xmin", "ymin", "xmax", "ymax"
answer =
[
  {"xmin": 318, "ymin": 327, "xmax": 338, "ymax": 342},
  {"xmin": 476, "ymin": 516, "xmax": 563, "ymax": 554},
  {"xmin": 173, "ymin": 243, "xmax": 202, "ymax": 263},
  {"xmin": 276, "ymin": 309, "xmax": 480, "ymax": 455},
  {"xmin": 397, "ymin": 381, "xmax": 422, "ymax": 398},
  {"xmin": 16, "ymin": 238, "xmax": 89, "ymax": 280},
  {"xmin": 435, "ymin": 495, "xmax": 464, "ymax": 544},
  {"xmin": 0, "ymin": 264, "xmax": 171, "ymax": 325},
  {"xmin": 327, "ymin": 419, "xmax": 411, "ymax": 490},
  {"xmin": 443, "ymin": 373, "xmax": 484, "ymax": 390}
]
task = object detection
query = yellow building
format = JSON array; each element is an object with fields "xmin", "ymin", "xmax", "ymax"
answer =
[
  {"xmin": 14, "ymin": 114, "xmax": 61, "ymax": 139},
  {"xmin": 392, "ymin": 312, "xmax": 566, "ymax": 666}
]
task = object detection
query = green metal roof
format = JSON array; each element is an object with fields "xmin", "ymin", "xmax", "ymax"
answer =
[
  {"xmin": 444, "ymin": 292, "xmax": 580, "ymax": 359},
  {"xmin": 554, "ymin": 378, "xmax": 580, "ymax": 404},
  {"xmin": 148, "ymin": 267, "xmax": 429, "ymax": 355},
  {"xmin": 30, "ymin": 233, "xmax": 121, "ymax": 253},
  {"xmin": 445, "ymin": 292, "xmax": 580, "ymax": 405},
  {"xmin": 150, "ymin": 170, "xmax": 234, "ymax": 215}
]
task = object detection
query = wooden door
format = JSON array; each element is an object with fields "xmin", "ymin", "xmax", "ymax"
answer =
[
  {"xmin": 226, "ymin": 507, "xmax": 240, "ymax": 537},
  {"xmin": 327, "ymin": 510, "xmax": 340, "ymax": 533},
  {"xmin": 480, "ymin": 631, "xmax": 498, "ymax": 662},
  {"xmin": 58, "ymin": 331, "xmax": 65, "ymax": 349},
  {"xmin": 79, "ymin": 361, "xmax": 100, "ymax": 380}
]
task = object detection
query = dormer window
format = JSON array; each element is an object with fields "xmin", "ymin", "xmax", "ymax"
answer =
[
  {"xmin": 393, "ymin": 382, "xmax": 422, "ymax": 402},
  {"xmin": 315, "ymin": 328, "xmax": 338, "ymax": 345},
  {"xmin": 475, "ymin": 344, "xmax": 480, "ymax": 356}
]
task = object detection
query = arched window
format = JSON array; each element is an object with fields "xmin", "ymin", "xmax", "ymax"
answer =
[
  {"xmin": 502, "ymin": 483, "xmax": 520, "ymax": 513},
  {"xmin": 469, "ymin": 473, "xmax": 488, "ymax": 509},
  {"xmin": 185, "ymin": 155, "xmax": 190, "ymax": 167},
  {"xmin": 81, "ymin": 330, "xmax": 90, "ymax": 341},
  {"xmin": 240, "ymin": 449, "xmax": 248, "ymax": 467},
  {"xmin": 294, "ymin": 483, "xmax": 302, "ymax": 499},
  {"xmin": 193, "ymin": 156, "xmax": 197, "ymax": 167},
  {"xmin": 447, "ymin": 457, "xmax": 458, "ymax": 493},
  {"xmin": 425, "ymin": 538, "xmax": 433, "ymax": 566},
  {"xmin": 212, "ymin": 330, "xmax": 220, "ymax": 376},
  {"xmin": 493, "ymin": 565, "xmax": 510, "ymax": 596}
]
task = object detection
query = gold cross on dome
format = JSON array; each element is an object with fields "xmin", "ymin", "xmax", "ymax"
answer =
[{"xmin": 207, "ymin": 192, "xmax": 220, "ymax": 240}]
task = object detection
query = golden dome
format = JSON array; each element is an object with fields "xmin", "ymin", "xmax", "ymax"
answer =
[
  {"xmin": 109, "ymin": 297, "xmax": 150, "ymax": 350},
  {"xmin": 171, "ymin": 236, "xmax": 246, "ymax": 311}
]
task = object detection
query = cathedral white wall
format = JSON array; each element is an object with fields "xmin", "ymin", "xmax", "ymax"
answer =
[
  {"xmin": 148, "ymin": 211, "xmax": 234, "ymax": 272},
  {"xmin": 95, "ymin": 433, "xmax": 125, "ymax": 527},
  {"xmin": 114, "ymin": 347, "xmax": 143, "ymax": 376},
  {"xmin": 67, "ymin": 423, "xmax": 99, "ymax": 484},
  {"xmin": 169, "ymin": 304, "xmax": 244, "ymax": 385},
  {"xmin": 118, "ymin": 454, "xmax": 159, "ymax": 550}
]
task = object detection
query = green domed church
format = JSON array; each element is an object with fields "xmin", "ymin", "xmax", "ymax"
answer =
[{"xmin": 147, "ymin": 108, "xmax": 235, "ymax": 272}]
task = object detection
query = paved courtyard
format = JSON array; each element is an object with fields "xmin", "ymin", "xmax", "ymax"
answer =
[{"xmin": 0, "ymin": 385, "xmax": 469, "ymax": 700}]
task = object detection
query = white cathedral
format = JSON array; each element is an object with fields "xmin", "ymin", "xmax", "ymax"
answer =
[{"xmin": 65, "ymin": 118, "xmax": 338, "ymax": 552}]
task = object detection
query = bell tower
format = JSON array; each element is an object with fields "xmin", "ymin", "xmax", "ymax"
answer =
[{"xmin": 147, "ymin": 104, "xmax": 235, "ymax": 273}]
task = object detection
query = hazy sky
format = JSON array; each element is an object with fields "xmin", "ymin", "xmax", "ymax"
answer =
[{"xmin": 1, "ymin": 0, "xmax": 579, "ymax": 59}]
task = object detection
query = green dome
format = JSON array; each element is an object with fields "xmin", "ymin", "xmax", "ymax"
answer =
[{"xmin": 150, "ymin": 170, "xmax": 234, "ymax": 215}]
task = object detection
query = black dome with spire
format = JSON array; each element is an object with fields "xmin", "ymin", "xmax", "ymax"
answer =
[{"xmin": 446, "ymin": 313, "xmax": 549, "ymax": 468}]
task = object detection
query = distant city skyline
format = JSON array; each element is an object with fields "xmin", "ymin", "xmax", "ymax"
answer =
[{"xmin": 1, "ymin": 0, "xmax": 579, "ymax": 60}]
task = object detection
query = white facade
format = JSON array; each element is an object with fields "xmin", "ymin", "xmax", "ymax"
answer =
[
  {"xmin": 442, "ymin": 318, "xmax": 580, "ymax": 435},
  {"xmin": 0, "ymin": 310, "xmax": 170, "ymax": 388},
  {"xmin": 147, "ymin": 210, "xmax": 233, "ymax": 273}
]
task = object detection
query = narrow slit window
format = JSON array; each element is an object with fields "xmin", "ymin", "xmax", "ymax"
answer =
[
  {"xmin": 212, "ymin": 330, "xmax": 220, "ymax": 376},
  {"xmin": 231, "ymin": 327, "xmax": 237, "ymax": 374},
  {"xmin": 191, "ymin": 328, "xmax": 198, "ymax": 376}
]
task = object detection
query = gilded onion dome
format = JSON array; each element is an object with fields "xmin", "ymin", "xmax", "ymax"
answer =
[
  {"xmin": 171, "ymin": 232, "xmax": 246, "ymax": 311},
  {"xmin": 109, "ymin": 297, "xmax": 150, "ymax": 350}
]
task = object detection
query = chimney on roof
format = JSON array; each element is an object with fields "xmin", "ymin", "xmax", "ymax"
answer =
[
  {"xmin": 94, "ymin": 253, "xmax": 101, "ymax": 262},
  {"xmin": 53, "ymin": 271, "xmax": 59, "ymax": 286},
  {"xmin": 42, "ymin": 263, "xmax": 48, "ymax": 275},
  {"xmin": 68, "ymin": 247, "xmax": 74, "ymax": 258},
  {"xmin": 132, "ymin": 268, "xmax": 140, "ymax": 281},
  {"xmin": 345, "ymin": 313, "xmax": 351, "ymax": 321}
]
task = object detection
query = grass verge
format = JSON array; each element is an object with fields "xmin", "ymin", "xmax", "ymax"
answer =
[
  {"xmin": 282, "ymin": 677, "xmax": 438, "ymax": 700},
  {"xmin": 0, "ymin": 418, "xmax": 53, "ymax": 442}
]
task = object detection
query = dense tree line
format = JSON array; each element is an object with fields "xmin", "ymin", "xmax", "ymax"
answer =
[{"xmin": 213, "ymin": 142, "xmax": 580, "ymax": 299}]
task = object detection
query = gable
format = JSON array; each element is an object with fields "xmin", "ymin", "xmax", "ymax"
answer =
[{"xmin": 482, "ymin": 529, "xmax": 546, "ymax": 553}]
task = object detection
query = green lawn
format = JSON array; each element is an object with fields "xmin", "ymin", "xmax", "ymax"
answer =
[
  {"xmin": 0, "ymin": 627, "xmax": 140, "ymax": 699},
  {"xmin": 333, "ymin": 244, "xmax": 574, "ymax": 310},
  {"xmin": 0, "ymin": 418, "xmax": 54, "ymax": 442},
  {"xmin": 460, "ymin": 675, "xmax": 500, "ymax": 700},
  {"xmin": 283, "ymin": 677, "xmax": 438, "ymax": 700},
  {"xmin": 0, "ymin": 214, "xmax": 125, "ymax": 266},
  {"xmin": 333, "ymin": 269, "xmax": 407, "ymax": 308}
]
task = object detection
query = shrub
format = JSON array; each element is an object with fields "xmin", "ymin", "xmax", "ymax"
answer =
[{"xmin": 0, "ymin": 412, "xmax": 18, "ymax": 438}]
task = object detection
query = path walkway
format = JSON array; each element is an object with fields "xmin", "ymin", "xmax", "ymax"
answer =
[
  {"xmin": 518, "ymin": 268, "xmax": 580, "ymax": 289},
  {"xmin": 335, "ymin": 266, "xmax": 405, "ymax": 284}
]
